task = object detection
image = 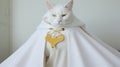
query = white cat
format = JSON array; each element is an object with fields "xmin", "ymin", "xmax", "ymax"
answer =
[
  {"xmin": 44, "ymin": 0, "xmax": 74, "ymax": 27},
  {"xmin": 43, "ymin": 1, "xmax": 75, "ymax": 67},
  {"xmin": 38, "ymin": 0, "xmax": 85, "ymax": 29}
]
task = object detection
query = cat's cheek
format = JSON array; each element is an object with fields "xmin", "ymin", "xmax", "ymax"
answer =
[
  {"xmin": 62, "ymin": 22, "xmax": 67, "ymax": 25},
  {"xmin": 52, "ymin": 21, "xmax": 58, "ymax": 24},
  {"xmin": 48, "ymin": 17, "xmax": 54, "ymax": 21},
  {"xmin": 49, "ymin": 16, "xmax": 55, "ymax": 20},
  {"xmin": 63, "ymin": 17, "xmax": 68, "ymax": 21}
]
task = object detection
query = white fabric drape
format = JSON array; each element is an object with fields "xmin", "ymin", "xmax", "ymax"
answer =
[{"xmin": 0, "ymin": 20, "xmax": 120, "ymax": 67}]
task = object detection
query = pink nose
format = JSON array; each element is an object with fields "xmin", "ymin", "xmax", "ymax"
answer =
[{"xmin": 58, "ymin": 20, "xmax": 62, "ymax": 24}]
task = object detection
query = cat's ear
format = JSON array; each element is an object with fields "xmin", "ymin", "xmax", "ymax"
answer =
[
  {"xmin": 64, "ymin": 0, "xmax": 73, "ymax": 10},
  {"xmin": 45, "ymin": 0, "xmax": 54, "ymax": 10}
]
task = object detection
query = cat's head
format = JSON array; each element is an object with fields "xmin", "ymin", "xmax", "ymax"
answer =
[{"xmin": 43, "ymin": 0, "xmax": 74, "ymax": 27}]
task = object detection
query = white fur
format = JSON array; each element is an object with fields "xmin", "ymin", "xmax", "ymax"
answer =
[{"xmin": 44, "ymin": 1, "xmax": 74, "ymax": 27}]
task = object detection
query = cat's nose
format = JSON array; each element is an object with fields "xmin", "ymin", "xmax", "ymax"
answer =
[{"xmin": 58, "ymin": 20, "xmax": 62, "ymax": 24}]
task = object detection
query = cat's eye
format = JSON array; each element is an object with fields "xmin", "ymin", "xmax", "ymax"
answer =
[
  {"xmin": 62, "ymin": 14, "xmax": 67, "ymax": 17},
  {"xmin": 52, "ymin": 14, "xmax": 56, "ymax": 17}
]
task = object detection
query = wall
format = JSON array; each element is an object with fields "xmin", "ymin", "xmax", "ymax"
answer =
[
  {"xmin": 78, "ymin": 0, "xmax": 120, "ymax": 50},
  {"xmin": 11, "ymin": 0, "xmax": 46, "ymax": 51},
  {"xmin": 0, "ymin": 0, "xmax": 10, "ymax": 63},
  {"xmin": 11, "ymin": 0, "xmax": 120, "ymax": 52}
]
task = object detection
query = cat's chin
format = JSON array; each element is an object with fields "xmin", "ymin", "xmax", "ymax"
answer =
[
  {"xmin": 50, "ymin": 22, "xmax": 73, "ymax": 28},
  {"xmin": 50, "ymin": 24, "xmax": 64, "ymax": 28}
]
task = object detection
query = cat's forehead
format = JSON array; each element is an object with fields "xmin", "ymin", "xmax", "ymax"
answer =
[{"xmin": 50, "ymin": 5, "xmax": 70, "ymax": 13}]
